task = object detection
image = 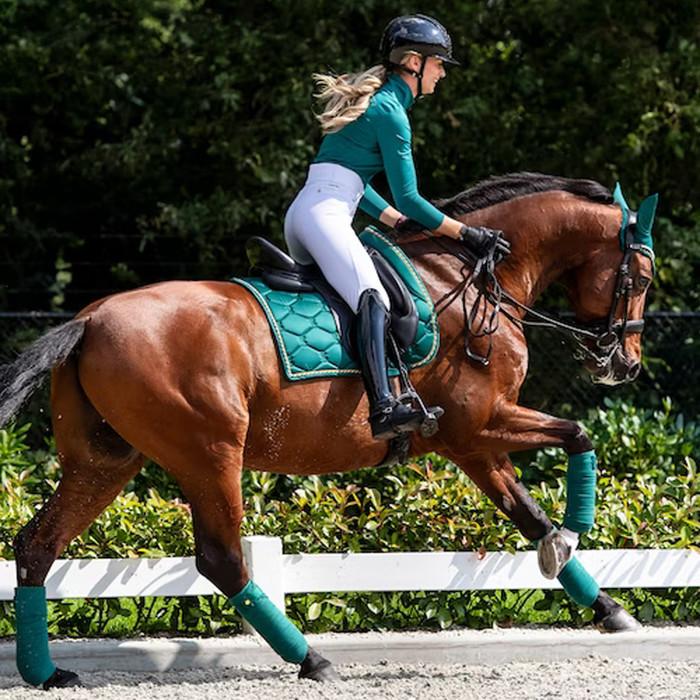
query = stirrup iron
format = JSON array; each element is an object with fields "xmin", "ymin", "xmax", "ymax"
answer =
[{"xmin": 387, "ymin": 335, "xmax": 443, "ymax": 438}]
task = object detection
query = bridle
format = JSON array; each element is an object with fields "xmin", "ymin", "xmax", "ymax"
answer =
[
  {"xmin": 568, "ymin": 210, "xmax": 655, "ymax": 369},
  {"xmin": 501, "ymin": 211, "xmax": 654, "ymax": 371},
  {"xmin": 425, "ymin": 197, "xmax": 655, "ymax": 368}
]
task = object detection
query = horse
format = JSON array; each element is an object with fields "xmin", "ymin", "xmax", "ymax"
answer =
[{"xmin": 0, "ymin": 172, "xmax": 657, "ymax": 688}]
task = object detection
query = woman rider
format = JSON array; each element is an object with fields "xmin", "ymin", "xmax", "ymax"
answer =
[{"xmin": 284, "ymin": 14, "xmax": 509, "ymax": 440}]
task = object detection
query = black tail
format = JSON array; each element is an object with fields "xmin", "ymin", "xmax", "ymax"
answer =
[{"xmin": 0, "ymin": 318, "xmax": 87, "ymax": 428}]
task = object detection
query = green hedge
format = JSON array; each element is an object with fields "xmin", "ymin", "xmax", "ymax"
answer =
[{"xmin": 0, "ymin": 399, "xmax": 698, "ymax": 637}]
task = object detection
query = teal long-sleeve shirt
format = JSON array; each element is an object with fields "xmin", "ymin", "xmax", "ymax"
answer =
[{"xmin": 313, "ymin": 73, "xmax": 446, "ymax": 231}]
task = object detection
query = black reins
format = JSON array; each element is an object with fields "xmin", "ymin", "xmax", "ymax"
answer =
[{"xmin": 418, "ymin": 214, "xmax": 654, "ymax": 368}]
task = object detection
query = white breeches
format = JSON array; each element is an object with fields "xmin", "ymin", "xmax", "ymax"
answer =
[{"xmin": 284, "ymin": 163, "xmax": 390, "ymax": 313}]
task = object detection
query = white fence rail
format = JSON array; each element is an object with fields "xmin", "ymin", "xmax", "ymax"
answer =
[{"xmin": 1, "ymin": 538, "xmax": 698, "ymax": 617}]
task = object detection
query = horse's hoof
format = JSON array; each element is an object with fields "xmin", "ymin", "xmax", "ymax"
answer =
[
  {"xmin": 596, "ymin": 607, "xmax": 642, "ymax": 633},
  {"xmin": 42, "ymin": 667, "xmax": 81, "ymax": 690},
  {"xmin": 298, "ymin": 647, "xmax": 340, "ymax": 682},
  {"xmin": 537, "ymin": 530, "xmax": 573, "ymax": 579}
]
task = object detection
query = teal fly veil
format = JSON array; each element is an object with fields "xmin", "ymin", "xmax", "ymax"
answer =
[
  {"xmin": 636, "ymin": 192, "xmax": 659, "ymax": 251},
  {"xmin": 613, "ymin": 182, "xmax": 630, "ymax": 242},
  {"xmin": 613, "ymin": 182, "xmax": 657, "ymax": 258}
]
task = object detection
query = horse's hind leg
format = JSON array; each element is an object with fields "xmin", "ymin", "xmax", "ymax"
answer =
[
  {"xmin": 454, "ymin": 451, "xmax": 639, "ymax": 632},
  {"xmin": 13, "ymin": 357, "xmax": 144, "ymax": 688},
  {"xmin": 169, "ymin": 444, "xmax": 338, "ymax": 682}
]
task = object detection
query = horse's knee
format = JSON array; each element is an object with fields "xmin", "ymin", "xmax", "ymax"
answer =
[
  {"xmin": 195, "ymin": 536, "xmax": 247, "ymax": 596},
  {"xmin": 563, "ymin": 422, "xmax": 594, "ymax": 454}
]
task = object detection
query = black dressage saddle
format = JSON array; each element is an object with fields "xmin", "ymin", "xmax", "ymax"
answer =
[{"xmin": 245, "ymin": 236, "xmax": 419, "ymax": 360}]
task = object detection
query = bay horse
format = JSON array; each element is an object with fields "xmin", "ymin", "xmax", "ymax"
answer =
[{"xmin": 0, "ymin": 173, "xmax": 656, "ymax": 688}]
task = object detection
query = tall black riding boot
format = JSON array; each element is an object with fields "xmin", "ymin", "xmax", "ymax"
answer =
[{"xmin": 356, "ymin": 289, "xmax": 424, "ymax": 440}]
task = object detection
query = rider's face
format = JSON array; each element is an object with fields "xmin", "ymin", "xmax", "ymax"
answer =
[
  {"xmin": 403, "ymin": 54, "xmax": 446, "ymax": 96},
  {"xmin": 421, "ymin": 57, "xmax": 446, "ymax": 95}
]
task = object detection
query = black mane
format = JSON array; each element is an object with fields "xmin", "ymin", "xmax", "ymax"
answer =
[{"xmin": 432, "ymin": 171, "xmax": 614, "ymax": 218}]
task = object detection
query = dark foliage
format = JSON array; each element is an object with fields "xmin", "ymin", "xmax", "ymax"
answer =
[{"xmin": 0, "ymin": 0, "xmax": 698, "ymax": 313}]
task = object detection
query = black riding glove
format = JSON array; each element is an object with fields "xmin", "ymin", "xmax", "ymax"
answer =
[
  {"xmin": 460, "ymin": 225, "xmax": 511, "ymax": 260},
  {"xmin": 394, "ymin": 215, "xmax": 426, "ymax": 234}
]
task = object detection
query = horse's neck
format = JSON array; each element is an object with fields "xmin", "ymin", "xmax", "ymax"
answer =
[{"xmin": 460, "ymin": 193, "xmax": 617, "ymax": 307}]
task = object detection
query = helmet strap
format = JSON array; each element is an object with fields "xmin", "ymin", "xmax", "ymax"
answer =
[{"xmin": 400, "ymin": 55, "xmax": 428, "ymax": 98}]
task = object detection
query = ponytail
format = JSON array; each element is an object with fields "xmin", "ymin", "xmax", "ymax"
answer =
[{"xmin": 313, "ymin": 65, "xmax": 387, "ymax": 134}]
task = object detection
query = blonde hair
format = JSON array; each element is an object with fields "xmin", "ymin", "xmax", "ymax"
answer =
[
  {"xmin": 313, "ymin": 65, "xmax": 387, "ymax": 134},
  {"xmin": 314, "ymin": 53, "xmax": 422, "ymax": 134}
]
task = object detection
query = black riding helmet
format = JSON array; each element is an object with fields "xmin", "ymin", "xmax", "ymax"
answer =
[{"xmin": 379, "ymin": 14, "xmax": 459, "ymax": 98}]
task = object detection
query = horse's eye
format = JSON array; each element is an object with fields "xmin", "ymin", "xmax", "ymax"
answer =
[{"xmin": 637, "ymin": 276, "xmax": 651, "ymax": 291}]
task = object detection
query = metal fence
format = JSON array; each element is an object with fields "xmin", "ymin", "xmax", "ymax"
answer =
[
  {"xmin": 1, "ymin": 310, "xmax": 697, "ymax": 442},
  {"xmin": 521, "ymin": 311, "xmax": 698, "ymax": 418}
]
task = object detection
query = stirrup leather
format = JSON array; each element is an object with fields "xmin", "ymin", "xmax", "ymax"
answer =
[{"xmin": 387, "ymin": 333, "xmax": 444, "ymax": 438}]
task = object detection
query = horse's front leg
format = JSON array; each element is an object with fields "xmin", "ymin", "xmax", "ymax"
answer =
[
  {"xmin": 467, "ymin": 404, "xmax": 598, "ymax": 581},
  {"xmin": 455, "ymin": 450, "xmax": 638, "ymax": 631}
]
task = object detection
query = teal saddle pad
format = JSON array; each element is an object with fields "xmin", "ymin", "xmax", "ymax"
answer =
[{"xmin": 232, "ymin": 226, "xmax": 439, "ymax": 381}]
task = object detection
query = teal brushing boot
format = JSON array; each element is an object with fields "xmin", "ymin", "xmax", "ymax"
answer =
[{"xmin": 15, "ymin": 587, "xmax": 80, "ymax": 689}]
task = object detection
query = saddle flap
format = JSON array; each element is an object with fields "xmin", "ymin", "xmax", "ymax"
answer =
[{"xmin": 367, "ymin": 247, "xmax": 419, "ymax": 351}]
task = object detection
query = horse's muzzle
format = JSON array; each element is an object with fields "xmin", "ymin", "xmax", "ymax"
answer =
[{"xmin": 588, "ymin": 347, "xmax": 641, "ymax": 386}]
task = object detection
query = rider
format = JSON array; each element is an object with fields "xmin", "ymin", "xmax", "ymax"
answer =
[{"xmin": 284, "ymin": 14, "xmax": 509, "ymax": 440}]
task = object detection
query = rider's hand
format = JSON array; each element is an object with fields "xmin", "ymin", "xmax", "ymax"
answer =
[
  {"xmin": 394, "ymin": 215, "xmax": 426, "ymax": 235},
  {"xmin": 460, "ymin": 225, "xmax": 511, "ymax": 260}
]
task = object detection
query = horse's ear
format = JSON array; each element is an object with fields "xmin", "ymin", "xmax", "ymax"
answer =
[
  {"xmin": 612, "ymin": 182, "xmax": 629, "ymax": 211},
  {"xmin": 636, "ymin": 193, "xmax": 659, "ymax": 247},
  {"xmin": 612, "ymin": 182, "xmax": 630, "ymax": 247}
]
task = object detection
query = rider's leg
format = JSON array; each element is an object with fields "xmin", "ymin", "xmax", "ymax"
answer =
[
  {"xmin": 284, "ymin": 164, "xmax": 437, "ymax": 439},
  {"xmin": 356, "ymin": 289, "xmax": 425, "ymax": 439}
]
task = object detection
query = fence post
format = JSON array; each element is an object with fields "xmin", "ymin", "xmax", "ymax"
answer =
[{"xmin": 240, "ymin": 536, "xmax": 286, "ymax": 636}]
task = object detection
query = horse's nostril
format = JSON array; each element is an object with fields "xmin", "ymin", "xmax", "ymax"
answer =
[{"xmin": 627, "ymin": 362, "xmax": 641, "ymax": 381}]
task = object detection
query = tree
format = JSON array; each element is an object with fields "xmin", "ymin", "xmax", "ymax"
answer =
[{"xmin": 0, "ymin": 0, "xmax": 697, "ymax": 311}]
